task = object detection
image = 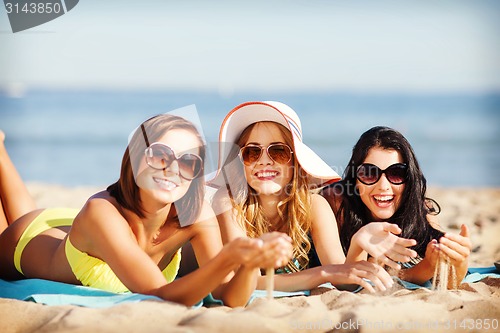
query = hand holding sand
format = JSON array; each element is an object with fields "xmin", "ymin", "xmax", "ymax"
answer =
[
  {"xmin": 437, "ymin": 224, "xmax": 472, "ymax": 267},
  {"xmin": 259, "ymin": 233, "xmax": 291, "ymax": 300},
  {"xmin": 430, "ymin": 224, "xmax": 472, "ymax": 290},
  {"xmin": 239, "ymin": 232, "xmax": 292, "ymax": 299},
  {"xmin": 229, "ymin": 232, "xmax": 292, "ymax": 270}
]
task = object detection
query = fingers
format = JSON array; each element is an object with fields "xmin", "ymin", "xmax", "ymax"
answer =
[
  {"xmin": 389, "ymin": 242, "xmax": 418, "ymax": 258},
  {"xmin": 382, "ymin": 222, "xmax": 402, "ymax": 235},
  {"xmin": 330, "ymin": 262, "xmax": 394, "ymax": 293},
  {"xmin": 455, "ymin": 224, "xmax": 471, "ymax": 243},
  {"xmin": 443, "ymin": 230, "xmax": 472, "ymax": 249},
  {"xmin": 438, "ymin": 244, "xmax": 467, "ymax": 265},
  {"xmin": 353, "ymin": 277, "xmax": 376, "ymax": 293},
  {"xmin": 459, "ymin": 224, "xmax": 470, "ymax": 238},
  {"xmin": 438, "ymin": 235, "xmax": 471, "ymax": 264},
  {"xmin": 382, "ymin": 223, "xmax": 417, "ymax": 248},
  {"xmin": 374, "ymin": 256, "xmax": 401, "ymax": 271},
  {"xmin": 395, "ymin": 236, "xmax": 418, "ymax": 248},
  {"xmin": 353, "ymin": 262, "xmax": 394, "ymax": 292},
  {"xmin": 248, "ymin": 247, "xmax": 290, "ymax": 269},
  {"xmin": 371, "ymin": 240, "xmax": 418, "ymax": 270},
  {"xmin": 423, "ymin": 239, "xmax": 440, "ymax": 267},
  {"xmin": 240, "ymin": 233, "xmax": 293, "ymax": 269},
  {"xmin": 439, "ymin": 228, "xmax": 472, "ymax": 264},
  {"xmin": 428, "ymin": 239, "xmax": 440, "ymax": 253},
  {"xmin": 261, "ymin": 232, "xmax": 293, "ymax": 266}
]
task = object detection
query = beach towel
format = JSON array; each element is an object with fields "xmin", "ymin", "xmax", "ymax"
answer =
[
  {"xmin": 307, "ymin": 266, "xmax": 500, "ymax": 292},
  {"xmin": 463, "ymin": 266, "xmax": 500, "ymax": 283},
  {"xmin": 391, "ymin": 266, "xmax": 500, "ymax": 290},
  {"xmin": 1, "ymin": 266, "xmax": 497, "ymax": 308},
  {"xmin": 0, "ymin": 278, "xmax": 306, "ymax": 308},
  {"xmin": 0, "ymin": 278, "xmax": 162, "ymax": 308}
]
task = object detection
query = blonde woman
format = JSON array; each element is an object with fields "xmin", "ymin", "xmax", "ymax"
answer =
[{"xmin": 211, "ymin": 101, "xmax": 398, "ymax": 293}]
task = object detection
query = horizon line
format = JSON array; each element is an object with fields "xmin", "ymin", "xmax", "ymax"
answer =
[{"xmin": 1, "ymin": 84, "xmax": 500, "ymax": 98}]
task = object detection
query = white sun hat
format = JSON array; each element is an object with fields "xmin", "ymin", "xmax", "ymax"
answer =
[{"xmin": 214, "ymin": 101, "xmax": 340, "ymax": 188}]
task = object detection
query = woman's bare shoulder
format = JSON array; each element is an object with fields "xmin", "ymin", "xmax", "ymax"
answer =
[
  {"xmin": 310, "ymin": 192, "xmax": 331, "ymax": 207},
  {"xmin": 70, "ymin": 191, "xmax": 129, "ymax": 249},
  {"xmin": 82, "ymin": 191, "xmax": 119, "ymax": 214},
  {"xmin": 74, "ymin": 191, "xmax": 124, "ymax": 231}
]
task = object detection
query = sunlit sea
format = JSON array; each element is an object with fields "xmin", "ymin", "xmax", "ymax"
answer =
[{"xmin": 1, "ymin": 89, "xmax": 499, "ymax": 187}]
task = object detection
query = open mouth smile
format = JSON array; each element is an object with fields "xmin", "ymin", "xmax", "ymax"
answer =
[
  {"xmin": 255, "ymin": 170, "xmax": 280, "ymax": 180},
  {"xmin": 373, "ymin": 195, "xmax": 394, "ymax": 207}
]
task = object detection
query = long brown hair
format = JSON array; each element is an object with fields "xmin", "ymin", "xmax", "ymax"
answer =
[{"xmin": 107, "ymin": 114, "xmax": 206, "ymax": 226}]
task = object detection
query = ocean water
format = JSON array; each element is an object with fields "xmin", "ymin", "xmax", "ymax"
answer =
[{"xmin": 0, "ymin": 89, "xmax": 499, "ymax": 187}]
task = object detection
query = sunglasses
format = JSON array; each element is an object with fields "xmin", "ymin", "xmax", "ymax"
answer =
[
  {"xmin": 144, "ymin": 143, "xmax": 203, "ymax": 180},
  {"xmin": 356, "ymin": 163, "xmax": 408, "ymax": 185},
  {"xmin": 239, "ymin": 143, "xmax": 293, "ymax": 166}
]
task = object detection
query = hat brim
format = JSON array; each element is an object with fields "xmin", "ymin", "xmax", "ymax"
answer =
[{"xmin": 293, "ymin": 140, "xmax": 340, "ymax": 186}]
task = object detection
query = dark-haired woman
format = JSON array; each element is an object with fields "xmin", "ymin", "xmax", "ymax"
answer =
[{"xmin": 322, "ymin": 126, "xmax": 471, "ymax": 288}]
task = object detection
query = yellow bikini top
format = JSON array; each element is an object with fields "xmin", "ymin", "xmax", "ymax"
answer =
[
  {"xmin": 65, "ymin": 236, "xmax": 181, "ymax": 293},
  {"xmin": 14, "ymin": 207, "xmax": 181, "ymax": 294}
]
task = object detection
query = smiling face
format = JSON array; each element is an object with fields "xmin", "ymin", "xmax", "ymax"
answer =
[
  {"xmin": 136, "ymin": 128, "xmax": 202, "ymax": 207},
  {"xmin": 241, "ymin": 122, "xmax": 294, "ymax": 199},
  {"xmin": 356, "ymin": 146, "xmax": 405, "ymax": 221}
]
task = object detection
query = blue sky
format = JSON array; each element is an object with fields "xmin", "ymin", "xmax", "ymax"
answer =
[{"xmin": 1, "ymin": 0, "xmax": 499, "ymax": 94}]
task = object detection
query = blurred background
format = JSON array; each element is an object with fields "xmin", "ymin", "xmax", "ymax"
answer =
[{"xmin": 1, "ymin": 0, "xmax": 499, "ymax": 187}]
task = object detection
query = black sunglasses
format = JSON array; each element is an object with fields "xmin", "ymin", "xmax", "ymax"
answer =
[
  {"xmin": 356, "ymin": 163, "xmax": 408, "ymax": 185},
  {"xmin": 239, "ymin": 143, "xmax": 293, "ymax": 166},
  {"xmin": 145, "ymin": 143, "xmax": 203, "ymax": 180}
]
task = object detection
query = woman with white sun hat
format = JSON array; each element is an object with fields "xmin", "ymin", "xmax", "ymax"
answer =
[{"xmin": 211, "ymin": 101, "xmax": 399, "ymax": 293}]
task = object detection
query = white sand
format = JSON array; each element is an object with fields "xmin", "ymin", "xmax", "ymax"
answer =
[{"xmin": 0, "ymin": 184, "xmax": 498, "ymax": 333}]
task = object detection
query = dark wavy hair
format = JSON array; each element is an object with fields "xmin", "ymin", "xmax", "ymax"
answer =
[
  {"xmin": 329, "ymin": 126, "xmax": 443, "ymax": 257},
  {"xmin": 107, "ymin": 114, "xmax": 206, "ymax": 226}
]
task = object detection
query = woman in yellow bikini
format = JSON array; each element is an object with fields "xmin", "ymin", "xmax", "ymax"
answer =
[{"xmin": 0, "ymin": 114, "xmax": 292, "ymax": 307}]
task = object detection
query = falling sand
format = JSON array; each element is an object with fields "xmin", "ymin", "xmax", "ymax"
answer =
[{"xmin": 432, "ymin": 256, "xmax": 458, "ymax": 291}]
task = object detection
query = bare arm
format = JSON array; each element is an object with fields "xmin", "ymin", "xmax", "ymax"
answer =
[
  {"xmin": 214, "ymin": 192, "xmax": 393, "ymax": 292},
  {"xmin": 73, "ymin": 199, "xmax": 258, "ymax": 307},
  {"xmin": 255, "ymin": 261, "xmax": 394, "ymax": 293},
  {"xmin": 189, "ymin": 201, "xmax": 259, "ymax": 307},
  {"xmin": 309, "ymin": 194, "xmax": 345, "ymax": 264}
]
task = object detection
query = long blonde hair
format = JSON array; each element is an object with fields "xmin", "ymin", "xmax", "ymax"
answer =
[{"xmin": 224, "ymin": 122, "xmax": 313, "ymax": 272}]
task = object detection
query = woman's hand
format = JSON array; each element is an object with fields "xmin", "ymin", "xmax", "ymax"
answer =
[
  {"xmin": 222, "ymin": 232, "xmax": 293, "ymax": 269},
  {"xmin": 252, "ymin": 232, "xmax": 293, "ymax": 269},
  {"xmin": 323, "ymin": 261, "xmax": 394, "ymax": 293},
  {"xmin": 423, "ymin": 239, "xmax": 440, "ymax": 268},
  {"xmin": 413, "ymin": 224, "xmax": 471, "ymax": 288},
  {"xmin": 352, "ymin": 222, "xmax": 418, "ymax": 270},
  {"xmin": 437, "ymin": 224, "xmax": 471, "ymax": 268}
]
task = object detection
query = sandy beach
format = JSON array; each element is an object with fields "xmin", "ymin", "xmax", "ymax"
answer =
[{"xmin": 0, "ymin": 183, "xmax": 499, "ymax": 333}]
